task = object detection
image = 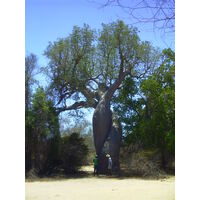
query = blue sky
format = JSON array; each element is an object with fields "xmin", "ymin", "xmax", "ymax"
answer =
[
  {"xmin": 25, "ymin": 0, "xmax": 175, "ymax": 126},
  {"xmin": 26, "ymin": 0, "xmax": 174, "ymax": 67}
]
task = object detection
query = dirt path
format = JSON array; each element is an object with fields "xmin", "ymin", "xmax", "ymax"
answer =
[{"xmin": 26, "ymin": 173, "xmax": 175, "ymax": 200}]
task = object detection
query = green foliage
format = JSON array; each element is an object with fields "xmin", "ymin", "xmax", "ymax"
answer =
[
  {"xmin": 60, "ymin": 120, "xmax": 94, "ymax": 165},
  {"xmin": 44, "ymin": 24, "xmax": 96, "ymax": 104},
  {"xmin": 82, "ymin": 129, "xmax": 95, "ymax": 164},
  {"xmin": 60, "ymin": 132, "xmax": 89, "ymax": 173},
  {"xmin": 114, "ymin": 48, "xmax": 175, "ymax": 168},
  {"xmin": 44, "ymin": 20, "xmax": 159, "ymax": 109},
  {"xmin": 25, "ymin": 88, "xmax": 61, "ymax": 174},
  {"xmin": 140, "ymin": 48, "xmax": 175, "ymax": 153},
  {"xmin": 25, "ymin": 88, "xmax": 90, "ymax": 175},
  {"xmin": 97, "ymin": 21, "xmax": 141, "ymax": 82},
  {"xmin": 25, "ymin": 53, "xmax": 38, "ymax": 111}
]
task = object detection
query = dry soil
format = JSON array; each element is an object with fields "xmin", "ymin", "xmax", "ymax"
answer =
[{"xmin": 26, "ymin": 167, "xmax": 174, "ymax": 200}]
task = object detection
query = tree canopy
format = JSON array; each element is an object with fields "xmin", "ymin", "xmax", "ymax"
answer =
[{"xmin": 44, "ymin": 20, "xmax": 160, "ymax": 114}]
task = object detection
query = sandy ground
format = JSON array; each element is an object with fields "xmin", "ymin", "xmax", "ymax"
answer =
[{"xmin": 26, "ymin": 166, "xmax": 175, "ymax": 200}]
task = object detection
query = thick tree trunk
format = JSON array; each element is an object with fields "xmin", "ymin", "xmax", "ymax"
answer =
[
  {"xmin": 107, "ymin": 113, "xmax": 122, "ymax": 174},
  {"xmin": 93, "ymin": 95, "xmax": 112, "ymax": 155},
  {"xmin": 93, "ymin": 93, "xmax": 122, "ymax": 174},
  {"xmin": 92, "ymin": 94, "xmax": 112, "ymax": 174}
]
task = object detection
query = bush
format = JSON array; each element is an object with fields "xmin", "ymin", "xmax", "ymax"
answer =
[
  {"xmin": 82, "ymin": 132, "xmax": 95, "ymax": 165},
  {"xmin": 60, "ymin": 132, "xmax": 89, "ymax": 174},
  {"xmin": 120, "ymin": 148, "xmax": 168, "ymax": 178}
]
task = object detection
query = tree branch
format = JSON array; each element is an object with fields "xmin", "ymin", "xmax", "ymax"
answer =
[
  {"xmin": 56, "ymin": 101, "xmax": 91, "ymax": 114},
  {"xmin": 95, "ymin": 0, "xmax": 175, "ymax": 32}
]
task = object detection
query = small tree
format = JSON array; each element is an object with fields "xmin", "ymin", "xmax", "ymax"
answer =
[
  {"xmin": 25, "ymin": 53, "xmax": 39, "ymax": 173},
  {"xmin": 25, "ymin": 87, "xmax": 61, "ymax": 174}
]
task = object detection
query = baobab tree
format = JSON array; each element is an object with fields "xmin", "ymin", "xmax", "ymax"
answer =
[{"xmin": 44, "ymin": 20, "xmax": 160, "ymax": 173}]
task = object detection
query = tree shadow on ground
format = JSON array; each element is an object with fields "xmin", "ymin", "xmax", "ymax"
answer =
[{"xmin": 25, "ymin": 165, "xmax": 174, "ymax": 182}]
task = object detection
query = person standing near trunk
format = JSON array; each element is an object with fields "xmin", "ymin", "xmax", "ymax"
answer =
[
  {"xmin": 93, "ymin": 155, "xmax": 99, "ymax": 176},
  {"xmin": 108, "ymin": 155, "xmax": 112, "ymax": 175}
]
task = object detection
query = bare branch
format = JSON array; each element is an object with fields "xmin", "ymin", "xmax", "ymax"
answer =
[{"xmin": 93, "ymin": 0, "xmax": 175, "ymax": 32}]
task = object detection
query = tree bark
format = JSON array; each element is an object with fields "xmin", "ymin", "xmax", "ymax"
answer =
[
  {"xmin": 92, "ymin": 95, "xmax": 112, "ymax": 155},
  {"xmin": 107, "ymin": 113, "xmax": 122, "ymax": 173}
]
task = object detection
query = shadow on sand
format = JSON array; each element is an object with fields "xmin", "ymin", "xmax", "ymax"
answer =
[{"xmin": 26, "ymin": 167, "xmax": 171, "ymax": 182}]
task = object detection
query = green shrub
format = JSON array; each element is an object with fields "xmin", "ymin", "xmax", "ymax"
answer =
[{"xmin": 60, "ymin": 132, "xmax": 89, "ymax": 174}]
